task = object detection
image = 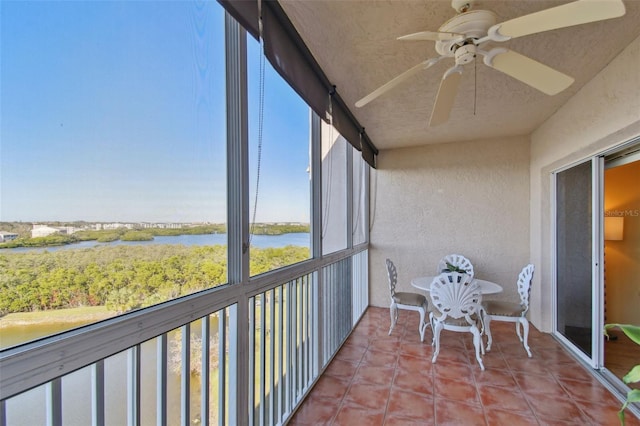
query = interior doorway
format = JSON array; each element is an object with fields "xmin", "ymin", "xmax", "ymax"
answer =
[{"xmin": 603, "ymin": 149, "xmax": 640, "ymax": 389}]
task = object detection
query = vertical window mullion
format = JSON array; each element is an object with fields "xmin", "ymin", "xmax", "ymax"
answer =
[{"xmin": 224, "ymin": 11, "xmax": 249, "ymax": 426}]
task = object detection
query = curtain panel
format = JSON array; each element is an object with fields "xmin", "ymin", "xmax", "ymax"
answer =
[{"xmin": 218, "ymin": 0, "xmax": 378, "ymax": 168}]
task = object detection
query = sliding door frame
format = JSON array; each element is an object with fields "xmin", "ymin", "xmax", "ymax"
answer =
[
  {"xmin": 552, "ymin": 136, "xmax": 640, "ymax": 371},
  {"xmin": 551, "ymin": 156, "xmax": 604, "ymax": 369}
]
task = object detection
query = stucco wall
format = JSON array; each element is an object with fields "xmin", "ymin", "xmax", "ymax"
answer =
[
  {"xmin": 369, "ymin": 136, "xmax": 530, "ymax": 309},
  {"xmin": 529, "ymin": 34, "xmax": 640, "ymax": 332}
]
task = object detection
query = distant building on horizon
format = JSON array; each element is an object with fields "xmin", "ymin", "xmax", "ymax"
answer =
[
  {"xmin": 31, "ymin": 224, "xmax": 76, "ymax": 238},
  {"xmin": 0, "ymin": 232, "xmax": 19, "ymax": 242}
]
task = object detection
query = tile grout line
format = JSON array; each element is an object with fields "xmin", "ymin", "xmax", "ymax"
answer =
[
  {"xmin": 332, "ymin": 323, "xmax": 389, "ymax": 425},
  {"xmin": 380, "ymin": 330, "xmax": 401, "ymax": 426}
]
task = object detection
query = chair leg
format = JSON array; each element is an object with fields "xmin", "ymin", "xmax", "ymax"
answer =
[
  {"xmin": 484, "ymin": 315, "xmax": 493, "ymax": 352},
  {"xmin": 389, "ymin": 302, "xmax": 397, "ymax": 335},
  {"xmin": 519, "ymin": 317, "xmax": 532, "ymax": 357},
  {"xmin": 429, "ymin": 312, "xmax": 436, "ymax": 346},
  {"xmin": 471, "ymin": 325, "xmax": 485, "ymax": 371},
  {"xmin": 418, "ymin": 308, "xmax": 426, "ymax": 342},
  {"xmin": 516, "ymin": 321, "xmax": 523, "ymax": 342},
  {"xmin": 431, "ymin": 320, "xmax": 442, "ymax": 364}
]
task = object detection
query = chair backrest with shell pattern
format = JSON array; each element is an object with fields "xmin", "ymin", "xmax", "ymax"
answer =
[
  {"xmin": 430, "ymin": 272, "xmax": 481, "ymax": 324},
  {"xmin": 517, "ymin": 264, "xmax": 535, "ymax": 313},
  {"xmin": 436, "ymin": 254, "xmax": 475, "ymax": 278},
  {"xmin": 386, "ymin": 259, "xmax": 398, "ymax": 299}
]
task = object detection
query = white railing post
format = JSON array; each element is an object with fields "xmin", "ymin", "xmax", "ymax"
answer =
[
  {"xmin": 91, "ymin": 360, "xmax": 105, "ymax": 426},
  {"xmin": 46, "ymin": 378, "xmax": 62, "ymax": 426},
  {"xmin": 201, "ymin": 318, "xmax": 210, "ymax": 426},
  {"xmin": 126, "ymin": 346, "xmax": 140, "ymax": 426}
]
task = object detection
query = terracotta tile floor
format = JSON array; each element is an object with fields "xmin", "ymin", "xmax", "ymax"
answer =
[{"xmin": 289, "ymin": 307, "xmax": 640, "ymax": 426}]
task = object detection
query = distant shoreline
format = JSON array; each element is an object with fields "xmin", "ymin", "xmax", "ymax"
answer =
[
  {"xmin": 0, "ymin": 306, "xmax": 116, "ymax": 328},
  {"xmin": 0, "ymin": 232, "xmax": 310, "ymax": 254},
  {"xmin": 0, "ymin": 222, "xmax": 310, "ymax": 250}
]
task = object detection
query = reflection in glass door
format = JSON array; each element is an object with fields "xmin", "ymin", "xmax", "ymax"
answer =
[
  {"xmin": 603, "ymin": 153, "xmax": 640, "ymax": 389},
  {"xmin": 555, "ymin": 160, "xmax": 594, "ymax": 359}
]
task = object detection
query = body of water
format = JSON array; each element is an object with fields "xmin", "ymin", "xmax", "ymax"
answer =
[{"xmin": 1, "ymin": 232, "xmax": 310, "ymax": 253}]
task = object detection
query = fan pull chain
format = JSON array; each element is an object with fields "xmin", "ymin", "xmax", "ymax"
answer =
[{"xmin": 473, "ymin": 58, "xmax": 477, "ymax": 117}]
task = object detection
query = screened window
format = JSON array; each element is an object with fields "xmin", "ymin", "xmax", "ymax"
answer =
[
  {"xmin": 247, "ymin": 37, "xmax": 311, "ymax": 277},
  {"xmin": 321, "ymin": 122, "xmax": 348, "ymax": 255},
  {"xmin": 0, "ymin": 1, "xmax": 227, "ymax": 347}
]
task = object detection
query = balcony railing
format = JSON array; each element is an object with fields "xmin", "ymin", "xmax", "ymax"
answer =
[{"xmin": 0, "ymin": 249, "xmax": 368, "ymax": 426}]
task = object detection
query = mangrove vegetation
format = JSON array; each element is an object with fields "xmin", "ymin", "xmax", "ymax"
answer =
[{"xmin": 0, "ymin": 243, "xmax": 310, "ymax": 315}]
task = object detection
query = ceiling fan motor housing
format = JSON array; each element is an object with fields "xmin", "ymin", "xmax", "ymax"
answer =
[{"xmin": 435, "ymin": 10, "xmax": 497, "ymax": 57}]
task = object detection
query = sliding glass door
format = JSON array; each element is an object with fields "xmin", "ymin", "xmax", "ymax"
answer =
[{"xmin": 555, "ymin": 159, "xmax": 599, "ymax": 362}]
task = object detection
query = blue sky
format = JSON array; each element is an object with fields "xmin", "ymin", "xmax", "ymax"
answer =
[{"xmin": 1, "ymin": 1, "xmax": 310, "ymax": 224}]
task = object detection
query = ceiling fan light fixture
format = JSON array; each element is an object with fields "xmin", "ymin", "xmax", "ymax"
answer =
[{"xmin": 454, "ymin": 44, "xmax": 477, "ymax": 65}]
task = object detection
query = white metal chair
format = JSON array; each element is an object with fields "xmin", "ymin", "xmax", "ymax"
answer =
[
  {"xmin": 437, "ymin": 254, "xmax": 474, "ymax": 278},
  {"xmin": 385, "ymin": 259, "xmax": 429, "ymax": 342},
  {"xmin": 430, "ymin": 272, "xmax": 485, "ymax": 370},
  {"xmin": 482, "ymin": 264, "xmax": 535, "ymax": 357}
]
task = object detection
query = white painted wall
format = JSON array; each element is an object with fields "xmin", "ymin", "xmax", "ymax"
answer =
[
  {"xmin": 529, "ymin": 34, "xmax": 640, "ymax": 332},
  {"xmin": 369, "ymin": 136, "xmax": 530, "ymax": 309}
]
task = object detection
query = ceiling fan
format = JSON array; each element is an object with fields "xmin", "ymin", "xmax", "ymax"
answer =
[{"xmin": 355, "ymin": 0, "xmax": 626, "ymax": 127}]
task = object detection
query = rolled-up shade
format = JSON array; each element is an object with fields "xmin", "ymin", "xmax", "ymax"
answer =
[{"xmin": 219, "ymin": 0, "xmax": 378, "ymax": 168}]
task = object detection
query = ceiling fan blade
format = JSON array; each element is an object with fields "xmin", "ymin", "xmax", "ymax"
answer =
[
  {"xmin": 397, "ymin": 31, "xmax": 462, "ymax": 41},
  {"xmin": 489, "ymin": 0, "xmax": 625, "ymax": 40},
  {"xmin": 483, "ymin": 48, "xmax": 574, "ymax": 95},
  {"xmin": 355, "ymin": 58, "xmax": 441, "ymax": 108},
  {"xmin": 429, "ymin": 67, "xmax": 463, "ymax": 127}
]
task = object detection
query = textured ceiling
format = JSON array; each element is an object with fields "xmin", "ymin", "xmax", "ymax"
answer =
[{"xmin": 279, "ymin": 0, "xmax": 640, "ymax": 150}]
